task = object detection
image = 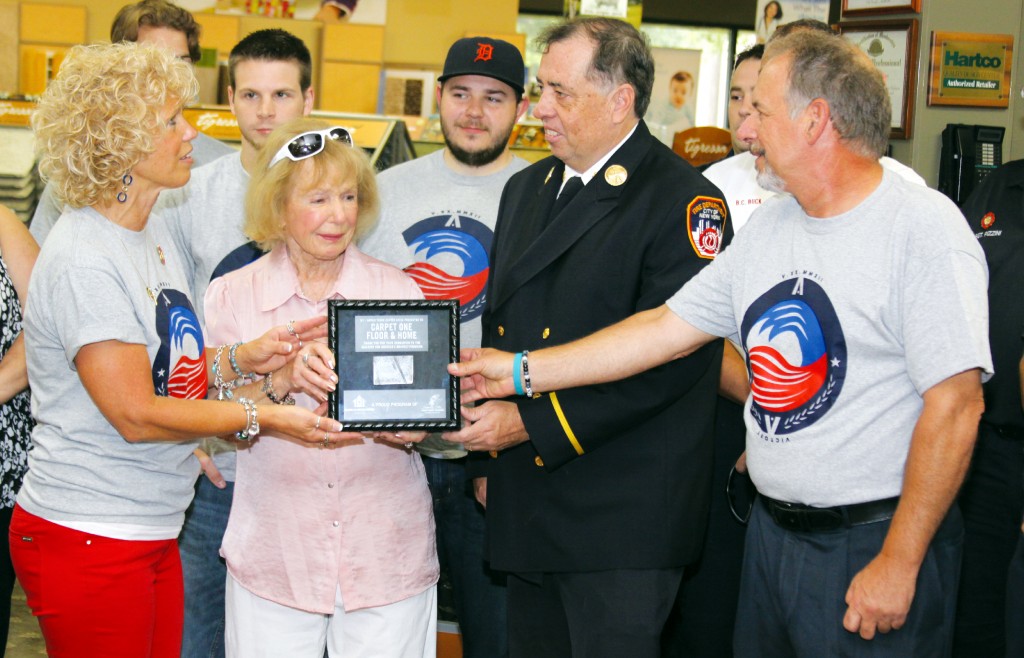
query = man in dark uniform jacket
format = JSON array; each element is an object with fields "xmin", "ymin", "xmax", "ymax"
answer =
[
  {"xmin": 443, "ymin": 17, "xmax": 730, "ymax": 658},
  {"xmin": 955, "ymin": 160, "xmax": 1024, "ymax": 657}
]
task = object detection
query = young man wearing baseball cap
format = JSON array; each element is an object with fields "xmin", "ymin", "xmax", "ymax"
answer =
[{"xmin": 358, "ymin": 36, "xmax": 529, "ymax": 658}]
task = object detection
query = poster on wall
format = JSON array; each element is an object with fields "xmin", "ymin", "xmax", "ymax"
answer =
[
  {"xmin": 645, "ymin": 47, "xmax": 701, "ymax": 148},
  {"xmin": 569, "ymin": 0, "xmax": 643, "ymax": 28},
  {"xmin": 753, "ymin": 0, "xmax": 830, "ymax": 43},
  {"xmin": 176, "ymin": 0, "xmax": 387, "ymax": 25},
  {"xmin": 580, "ymin": 0, "xmax": 627, "ymax": 18}
]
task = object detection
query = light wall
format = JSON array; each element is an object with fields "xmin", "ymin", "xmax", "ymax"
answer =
[
  {"xmin": 889, "ymin": 1, "xmax": 1024, "ymax": 184},
  {"xmin": 0, "ymin": 0, "xmax": 521, "ymax": 96}
]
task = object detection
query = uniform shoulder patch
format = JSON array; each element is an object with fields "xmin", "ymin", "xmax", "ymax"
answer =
[{"xmin": 687, "ymin": 196, "xmax": 727, "ymax": 259}]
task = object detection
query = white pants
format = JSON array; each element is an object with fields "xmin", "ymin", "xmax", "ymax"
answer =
[{"xmin": 225, "ymin": 573, "xmax": 437, "ymax": 658}]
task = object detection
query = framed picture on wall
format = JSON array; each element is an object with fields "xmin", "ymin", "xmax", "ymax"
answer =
[
  {"xmin": 927, "ymin": 31, "xmax": 1014, "ymax": 107},
  {"xmin": 839, "ymin": 19, "xmax": 919, "ymax": 139},
  {"xmin": 644, "ymin": 47, "xmax": 702, "ymax": 149},
  {"xmin": 841, "ymin": 0, "xmax": 920, "ymax": 18}
]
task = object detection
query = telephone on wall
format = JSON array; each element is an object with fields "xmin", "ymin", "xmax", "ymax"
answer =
[{"xmin": 938, "ymin": 124, "xmax": 1005, "ymax": 205}]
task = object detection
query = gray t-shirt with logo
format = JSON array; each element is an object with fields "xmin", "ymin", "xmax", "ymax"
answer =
[
  {"xmin": 360, "ymin": 150, "xmax": 528, "ymax": 457},
  {"xmin": 668, "ymin": 169, "xmax": 992, "ymax": 507},
  {"xmin": 156, "ymin": 151, "xmax": 255, "ymax": 480},
  {"xmin": 21, "ymin": 206, "xmax": 203, "ymax": 530}
]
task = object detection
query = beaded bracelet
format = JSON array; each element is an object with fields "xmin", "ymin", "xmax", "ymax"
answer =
[
  {"xmin": 235, "ymin": 397, "xmax": 259, "ymax": 442},
  {"xmin": 212, "ymin": 345, "xmax": 232, "ymax": 400},
  {"xmin": 512, "ymin": 352, "xmax": 525, "ymax": 396},
  {"xmin": 521, "ymin": 349, "xmax": 534, "ymax": 398},
  {"xmin": 228, "ymin": 342, "xmax": 257, "ymax": 381},
  {"xmin": 261, "ymin": 371, "xmax": 295, "ymax": 405}
]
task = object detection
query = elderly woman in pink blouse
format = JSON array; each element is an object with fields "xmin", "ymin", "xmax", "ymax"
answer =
[{"xmin": 205, "ymin": 118, "xmax": 438, "ymax": 657}]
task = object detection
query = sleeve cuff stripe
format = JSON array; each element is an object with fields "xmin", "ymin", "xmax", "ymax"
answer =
[{"xmin": 549, "ymin": 391, "xmax": 584, "ymax": 456}]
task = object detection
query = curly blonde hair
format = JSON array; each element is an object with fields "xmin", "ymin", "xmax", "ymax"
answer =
[
  {"xmin": 32, "ymin": 42, "xmax": 198, "ymax": 208},
  {"xmin": 245, "ymin": 118, "xmax": 379, "ymax": 251}
]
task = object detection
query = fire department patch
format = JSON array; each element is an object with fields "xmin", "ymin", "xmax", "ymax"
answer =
[
  {"xmin": 981, "ymin": 212, "xmax": 995, "ymax": 229},
  {"xmin": 687, "ymin": 196, "xmax": 727, "ymax": 259}
]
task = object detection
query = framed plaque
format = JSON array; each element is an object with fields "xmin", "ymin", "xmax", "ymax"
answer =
[
  {"xmin": 842, "ymin": 0, "xmax": 920, "ymax": 17},
  {"xmin": 840, "ymin": 19, "xmax": 919, "ymax": 139},
  {"xmin": 327, "ymin": 300, "xmax": 460, "ymax": 431}
]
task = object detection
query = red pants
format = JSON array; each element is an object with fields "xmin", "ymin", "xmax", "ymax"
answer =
[{"xmin": 9, "ymin": 505, "xmax": 184, "ymax": 658}]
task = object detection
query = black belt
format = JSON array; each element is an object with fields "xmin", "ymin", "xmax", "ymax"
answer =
[{"xmin": 760, "ymin": 495, "xmax": 899, "ymax": 533}]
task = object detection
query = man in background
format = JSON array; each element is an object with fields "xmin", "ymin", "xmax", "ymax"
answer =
[
  {"xmin": 29, "ymin": 0, "xmax": 235, "ymax": 245},
  {"xmin": 359, "ymin": 36, "xmax": 530, "ymax": 658},
  {"xmin": 155, "ymin": 29, "xmax": 314, "ymax": 658},
  {"xmin": 704, "ymin": 22, "xmax": 924, "ymax": 235},
  {"xmin": 955, "ymin": 152, "xmax": 1024, "ymax": 657}
]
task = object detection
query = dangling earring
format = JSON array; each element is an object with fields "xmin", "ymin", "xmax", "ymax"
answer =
[{"xmin": 117, "ymin": 173, "xmax": 133, "ymax": 203}]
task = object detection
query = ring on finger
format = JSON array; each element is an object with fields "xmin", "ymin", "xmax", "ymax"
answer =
[
  {"xmin": 321, "ymin": 432, "xmax": 330, "ymax": 448},
  {"xmin": 286, "ymin": 320, "xmax": 297, "ymax": 337},
  {"xmin": 315, "ymin": 416, "xmax": 322, "ymax": 431},
  {"xmin": 302, "ymin": 353, "xmax": 310, "ymax": 368}
]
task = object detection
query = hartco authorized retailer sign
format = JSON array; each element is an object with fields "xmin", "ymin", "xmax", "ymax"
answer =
[{"xmin": 928, "ymin": 31, "xmax": 1014, "ymax": 107}]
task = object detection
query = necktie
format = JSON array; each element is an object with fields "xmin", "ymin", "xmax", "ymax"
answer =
[{"xmin": 548, "ymin": 176, "xmax": 584, "ymax": 223}]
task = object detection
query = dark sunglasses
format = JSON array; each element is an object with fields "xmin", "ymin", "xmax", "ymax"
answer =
[{"xmin": 268, "ymin": 127, "xmax": 353, "ymax": 169}]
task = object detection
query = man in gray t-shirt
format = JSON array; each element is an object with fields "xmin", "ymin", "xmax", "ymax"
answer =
[
  {"xmin": 28, "ymin": 0, "xmax": 236, "ymax": 246},
  {"xmin": 157, "ymin": 29, "xmax": 314, "ymax": 658},
  {"xmin": 451, "ymin": 31, "xmax": 991, "ymax": 656},
  {"xmin": 358, "ymin": 37, "xmax": 528, "ymax": 658}
]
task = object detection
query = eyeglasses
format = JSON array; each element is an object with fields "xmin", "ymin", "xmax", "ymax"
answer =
[{"xmin": 268, "ymin": 127, "xmax": 353, "ymax": 169}]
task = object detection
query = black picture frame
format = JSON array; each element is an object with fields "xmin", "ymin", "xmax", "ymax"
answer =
[{"xmin": 327, "ymin": 299, "xmax": 460, "ymax": 431}]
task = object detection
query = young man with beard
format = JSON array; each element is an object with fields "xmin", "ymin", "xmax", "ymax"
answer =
[
  {"xmin": 155, "ymin": 29, "xmax": 314, "ymax": 658},
  {"xmin": 358, "ymin": 36, "xmax": 529, "ymax": 658}
]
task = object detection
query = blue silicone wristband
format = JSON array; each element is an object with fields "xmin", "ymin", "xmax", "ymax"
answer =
[{"xmin": 513, "ymin": 352, "xmax": 525, "ymax": 396}]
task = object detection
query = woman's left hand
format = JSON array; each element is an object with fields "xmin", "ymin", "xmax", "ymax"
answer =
[
  {"xmin": 277, "ymin": 341, "xmax": 338, "ymax": 403},
  {"xmin": 238, "ymin": 316, "xmax": 328, "ymax": 375}
]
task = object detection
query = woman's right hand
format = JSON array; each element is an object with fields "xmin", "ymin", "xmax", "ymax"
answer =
[
  {"xmin": 237, "ymin": 316, "xmax": 328, "ymax": 376},
  {"xmin": 274, "ymin": 341, "xmax": 338, "ymax": 403},
  {"xmin": 261, "ymin": 403, "xmax": 362, "ymax": 447}
]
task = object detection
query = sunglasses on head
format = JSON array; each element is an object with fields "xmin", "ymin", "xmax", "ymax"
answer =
[{"xmin": 268, "ymin": 127, "xmax": 353, "ymax": 169}]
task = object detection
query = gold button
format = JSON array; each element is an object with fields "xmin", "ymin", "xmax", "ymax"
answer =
[
  {"xmin": 498, "ymin": 325, "xmax": 505, "ymax": 336},
  {"xmin": 489, "ymin": 450, "xmax": 498, "ymax": 458},
  {"xmin": 534, "ymin": 456, "xmax": 544, "ymax": 467},
  {"xmin": 542, "ymin": 328, "xmax": 550, "ymax": 339}
]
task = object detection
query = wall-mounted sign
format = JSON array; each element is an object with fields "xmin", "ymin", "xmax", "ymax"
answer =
[
  {"xmin": 842, "ymin": 0, "xmax": 920, "ymax": 17},
  {"xmin": 839, "ymin": 19, "xmax": 918, "ymax": 139},
  {"xmin": 928, "ymin": 31, "xmax": 1013, "ymax": 107}
]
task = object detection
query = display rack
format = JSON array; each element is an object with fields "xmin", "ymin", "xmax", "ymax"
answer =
[{"xmin": 182, "ymin": 105, "xmax": 416, "ymax": 170}]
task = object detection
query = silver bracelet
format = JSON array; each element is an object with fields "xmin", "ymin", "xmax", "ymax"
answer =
[
  {"xmin": 212, "ymin": 345, "xmax": 234, "ymax": 400},
  {"xmin": 521, "ymin": 349, "xmax": 534, "ymax": 398},
  {"xmin": 261, "ymin": 371, "xmax": 295, "ymax": 405},
  {"xmin": 235, "ymin": 397, "xmax": 260, "ymax": 441}
]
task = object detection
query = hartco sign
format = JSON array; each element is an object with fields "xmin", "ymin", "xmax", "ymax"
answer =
[{"xmin": 928, "ymin": 31, "xmax": 1014, "ymax": 108}]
